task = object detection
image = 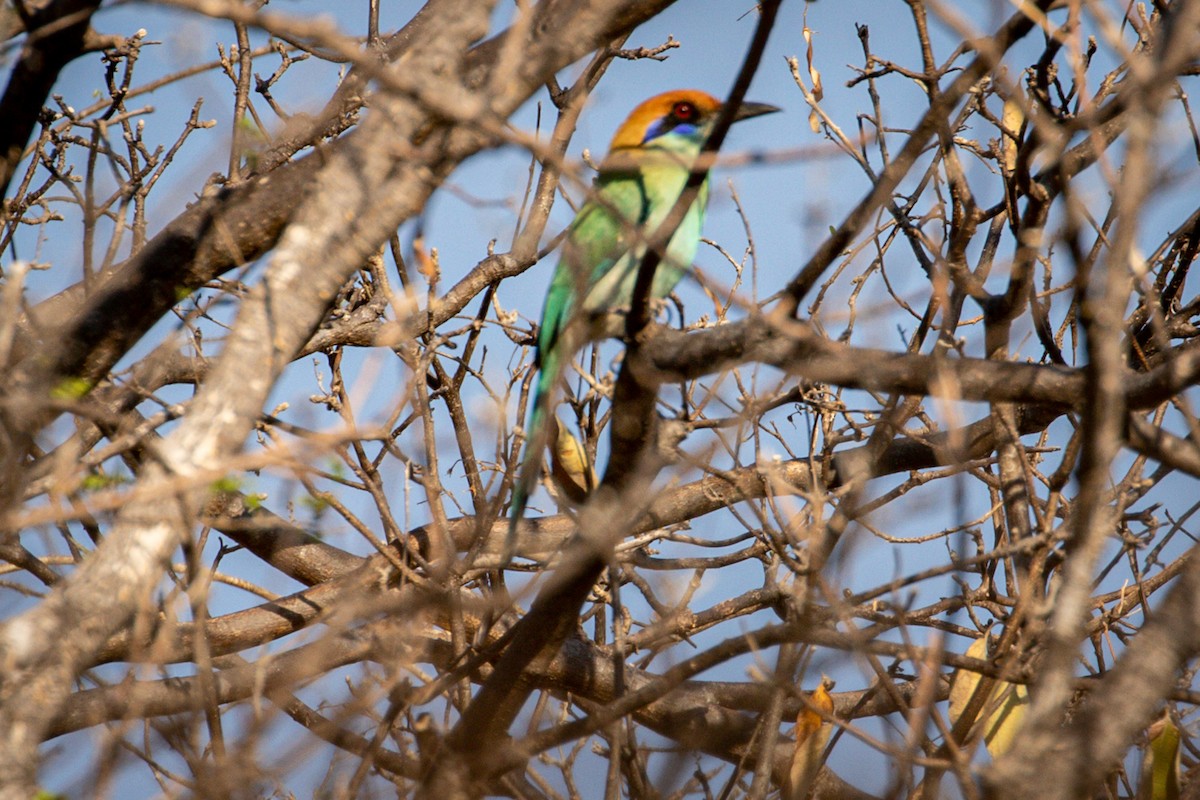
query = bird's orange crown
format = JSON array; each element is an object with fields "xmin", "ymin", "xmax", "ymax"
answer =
[{"xmin": 607, "ymin": 90, "xmax": 722, "ymax": 151}]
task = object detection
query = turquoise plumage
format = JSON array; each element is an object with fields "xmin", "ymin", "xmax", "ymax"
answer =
[{"xmin": 506, "ymin": 90, "xmax": 778, "ymax": 554}]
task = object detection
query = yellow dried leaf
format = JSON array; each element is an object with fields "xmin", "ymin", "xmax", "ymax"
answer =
[
  {"xmin": 787, "ymin": 679, "xmax": 834, "ymax": 799},
  {"xmin": 1001, "ymin": 96, "xmax": 1024, "ymax": 172},
  {"xmin": 413, "ymin": 235, "xmax": 440, "ymax": 284},
  {"xmin": 803, "ymin": 21, "xmax": 823, "ymax": 133},
  {"xmin": 550, "ymin": 417, "xmax": 595, "ymax": 504},
  {"xmin": 948, "ymin": 635, "xmax": 1029, "ymax": 758},
  {"xmin": 948, "ymin": 635, "xmax": 989, "ymax": 721},
  {"xmin": 982, "ymin": 682, "xmax": 1028, "ymax": 756},
  {"xmin": 803, "ymin": 24, "xmax": 823, "ymax": 101}
]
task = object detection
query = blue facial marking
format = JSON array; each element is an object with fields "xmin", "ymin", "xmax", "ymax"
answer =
[{"xmin": 643, "ymin": 119, "xmax": 699, "ymax": 144}]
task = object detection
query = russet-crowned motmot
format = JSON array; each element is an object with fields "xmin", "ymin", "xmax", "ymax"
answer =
[{"xmin": 508, "ymin": 89, "xmax": 779, "ymax": 544}]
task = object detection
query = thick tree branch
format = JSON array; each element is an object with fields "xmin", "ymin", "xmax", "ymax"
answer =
[{"xmin": 0, "ymin": 0, "xmax": 103, "ymax": 201}]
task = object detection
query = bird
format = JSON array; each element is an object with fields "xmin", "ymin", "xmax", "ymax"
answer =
[{"xmin": 506, "ymin": 89, "xmax": 779, "ymax": 556}]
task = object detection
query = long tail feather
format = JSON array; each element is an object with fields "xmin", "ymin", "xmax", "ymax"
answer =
[{"xmin": 504, "ymin": 346, "xmax": 560, "ymax": 563}]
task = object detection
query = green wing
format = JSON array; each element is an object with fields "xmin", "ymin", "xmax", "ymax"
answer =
[
  {"xmin": 505, "ymin": 173, "xmax": 650, "ymax": 558},
  {"xmin": 506, "ymin": 162, "xmax": 705, "ymax": 557},
  {"xmin": 537, "ymin": 172, "xmax": 651, "ymax": 361},
  {"xmin": 539, "ymin": 162, "xmax": 708, "ymax": 360}
]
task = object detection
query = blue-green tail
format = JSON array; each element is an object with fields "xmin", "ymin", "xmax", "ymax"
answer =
[{"xmin": 504, "ymin": 348, "xmax": 560, "ymax": 563}]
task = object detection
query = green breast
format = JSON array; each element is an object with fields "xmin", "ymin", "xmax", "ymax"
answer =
[
  {"xmin": 537, "ymin": 152, "xmax": 709, "ymax": 359},
  {"xmin": 580, "ymin": 161, "xmax": 708, "ymax": 314}
]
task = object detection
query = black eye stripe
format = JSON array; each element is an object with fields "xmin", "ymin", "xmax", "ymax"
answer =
[{"xmin": 642, "ymin": 100, "xmax": 703, "ymax": 143}]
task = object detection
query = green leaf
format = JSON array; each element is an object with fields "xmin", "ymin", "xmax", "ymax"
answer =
[
  {"xmin": 1139, "ymin": 713, "xmax": 1181, "ymax": 800},
  {"xmin": 81, "ymin": 471, "xmax": 130, "ymax": 492},
  {"xmin": 50, "ymin": 377, "xmax": 93, "ymax": 400},
  {"xmin": 209, "ymin": 476, "xmax": 243, "ymax": 494},
  {"xmin": 301, "ymin": 493, "xmax": 329, "ymax": 513}
]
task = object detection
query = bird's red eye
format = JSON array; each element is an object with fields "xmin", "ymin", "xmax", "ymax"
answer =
[{"xmin": 672, "ymin": 101, "xmax": 696, "ymax": 120}]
